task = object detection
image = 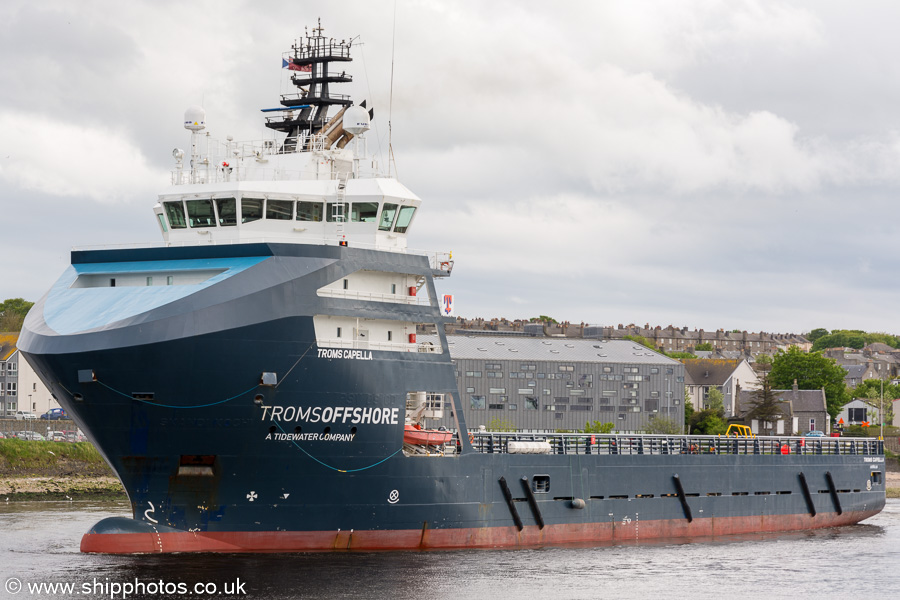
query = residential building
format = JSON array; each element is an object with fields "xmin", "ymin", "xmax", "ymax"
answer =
[
  {"xmin": 682, "ymin": 359, "xmax": 761, "ymax": 417},
  {"xmin": 0, "ymin": 332, "xmax": 18, "ymax": 416},
  {"xmin": 736, "ymin": 382, "xmax": 829, "ymax": 435}
]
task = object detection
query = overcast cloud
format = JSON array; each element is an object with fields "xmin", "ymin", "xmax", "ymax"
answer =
[{"xmin": 2, "ymin": 0, "xmax": 900, "ymax": 335}]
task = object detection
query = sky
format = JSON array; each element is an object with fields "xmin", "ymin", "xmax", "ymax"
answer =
[{"xmin": 2, "ymin": 0, "xmax": 900, "ymax": 336}]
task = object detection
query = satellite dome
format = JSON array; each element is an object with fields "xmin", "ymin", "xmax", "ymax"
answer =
[
  {"xmin": 184, "ymin": 106, "xmax": 206, "ymax": 131},
  {"xmin": 342, "ymin": 105, "xmax": 370, "ymax": 135}
]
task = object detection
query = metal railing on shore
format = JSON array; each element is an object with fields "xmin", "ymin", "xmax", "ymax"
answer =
[{"xmin": 469, "ymin": 432, "xmax": 885, "ymax": 457}]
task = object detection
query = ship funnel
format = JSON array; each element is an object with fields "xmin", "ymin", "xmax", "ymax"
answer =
[
  {"xmin": 342, "ymin": 104, "xmax": 370, "ymax": 135},
  {"xmin": 184, "ymin": 105, "xmax": 207, "ymax": 131}
]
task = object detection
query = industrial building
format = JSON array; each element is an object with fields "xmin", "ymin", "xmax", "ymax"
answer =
[{"xmin": 425, "ymin": 335, "xmax": 686, "ymax": 432}]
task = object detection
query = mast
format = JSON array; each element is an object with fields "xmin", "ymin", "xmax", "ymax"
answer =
[{"xmin": 265, "ymin": 19, "xmax": 354, "ymax": 152}]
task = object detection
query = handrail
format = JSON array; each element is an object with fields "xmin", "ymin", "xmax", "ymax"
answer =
[{"xmin": 468, "ymin": 432, "xmax": 885, "ymax": 457}]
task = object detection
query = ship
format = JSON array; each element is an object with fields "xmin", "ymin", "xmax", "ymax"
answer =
[{"xmin": 18, "ymin": 24, "xmax": 886, "ymax": 554}]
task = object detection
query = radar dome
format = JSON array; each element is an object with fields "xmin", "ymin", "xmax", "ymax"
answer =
[
  {"xmin": 184, "ymin": 106, "xmax": 206, "ymax": 131},
  {"xmin": 342, "ymin": 105, "xmax": 370, "ymax": 135}
]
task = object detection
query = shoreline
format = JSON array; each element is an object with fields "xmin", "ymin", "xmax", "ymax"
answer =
[{"xmin": 0, "ymin": 476, "xmax": 126, "ymax": 501}]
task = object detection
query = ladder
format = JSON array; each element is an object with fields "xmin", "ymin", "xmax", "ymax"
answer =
[{"xmin": 333, "ymin": 174, "xmax": 348, "ymax": 243}]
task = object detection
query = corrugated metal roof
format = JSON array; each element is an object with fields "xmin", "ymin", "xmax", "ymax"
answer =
[{"xmin": 423, "ymin": 335, "xmax": 681, "ymax": 365}]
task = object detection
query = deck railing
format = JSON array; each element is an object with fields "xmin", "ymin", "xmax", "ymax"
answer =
[{"xmin": 468, "ymin": 432, "xmax": 885, "ymax": 457}]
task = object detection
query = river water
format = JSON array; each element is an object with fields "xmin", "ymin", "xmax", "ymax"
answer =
[{"xmin": 1, "ymin": 499, "xmax": 898, "ymax": 599}]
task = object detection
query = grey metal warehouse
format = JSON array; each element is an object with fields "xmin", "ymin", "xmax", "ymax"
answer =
[{"xmin": 422, "ymin": 335, "xmax": 686, "ymax": 432}]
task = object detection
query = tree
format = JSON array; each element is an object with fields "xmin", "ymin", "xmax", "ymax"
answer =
[
  {"xmin": 582, "ymin": 421, "xmax": 615, "ymax": 434},
  {"xmin": 769, "ymin": 346, "xmax": 850, "ymax": 420},
  {"xmin": 684, "ymin": 394, "xmax": 695, "ymax": 429},
  {"xmin": 853, "ymin": 380, "xmax": 897, "ymax": 427},
  {"xmin": 745, "ymin": 373, "xmax": 785, "ymax": 427},
  {"xmin": 705, "ymin": 388, "xmax": 725, "ymax": 415},
  {"xmin": 695, "ymin": 342, "xmax": 713, "ymax": 351},
  {"xmin": 811, "ymin": 329, "xmax": 900, "ymax": 352},
  {"xmin": 485, "ymin": 417, "xmax": 516, "ymax": 432},
  {"xmin": 623, "ymin": 334, "xmax": 655, "ymax": 349},
  {"xmin": 0, "ymin": 298, "xmax": 34, "ymax": 332},
  {"xmin": 807, "ymin": 328, "xmax": 829, "ymax": 344},
  {"xmin": 646, "ymin": 415, "xmax": 681, "ymax": 434},
  {"xmin": 689, "ymin": 409, "xmax": 727, "ymax": 435},
  {"xmin": 755, "ymin": 354, "xmax": 772, "ymax": 370}
]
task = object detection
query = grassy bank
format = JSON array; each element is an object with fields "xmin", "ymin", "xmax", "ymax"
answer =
[
  {"xmin": 0, "ymin": 438, "xmax": 123, "ymax": 499},
  {"xmin": 0, "ymin": 438, "xmax": 112, "ymax": 476}
]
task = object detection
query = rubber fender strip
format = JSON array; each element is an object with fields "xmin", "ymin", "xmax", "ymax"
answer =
[
  {"xmin": 825, "ymin": 471, "xmax": 843, "ymax": 515},
  {"xmin": 673, "ymin": 474, "xmax": 693, "ymax": 523},
  {"xmin": 498, "ymin": 477, "xmax": 523, "ymax": 531},
  {"xmin": 520, "ymin": 476, "xmax": 545, "ymax": 530},
  {"xmin": 798, "ymin": 472, "xmax": 816, "ymax": 517}
]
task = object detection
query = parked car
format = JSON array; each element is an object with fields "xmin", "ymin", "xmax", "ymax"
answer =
[
  {"xmin": 48, "ymin": 431, "xmax": 68, "ymax": 442},
  {"xmin": 14, "ymin": 411, "xmax": 37, "ymax": 421},
  {"xmin": 15, "ymin": 431, "xmax": 46, "ymax": 441},
  {"xmin": 806, "ymin": 430, "xmax": 826, "ymax": 437},
  {"xmin": 40, "ymin": 408, "xmax": 67, "ymax": 420}
]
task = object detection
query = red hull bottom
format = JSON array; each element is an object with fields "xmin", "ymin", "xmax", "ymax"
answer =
[{"xmin": 81, "ymin": 509, "xmax": 880, "ymax": 554}]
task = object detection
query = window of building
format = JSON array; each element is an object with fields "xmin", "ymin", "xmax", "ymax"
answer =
[
  {"xmin": 602, "ymin": 366, "xmax": 613, "ymax": 373},
  {"xmin": 809, "ymin": 418, "xmax": 816, "ymax": 431},
  {"xmin": 146, "ymin": 276, "xmax": 153, "ymax": 286},
  {"xmin": 470, "ymin": 395, "xmax": 486, "ymax": 410},
  {"xmin": 378, "ymin": 203, "xmax": 398, "ymax": 230},
  {"xmin": 528, "ymin": 381, "xmax": 536, "ymax": 387},
  {"xmin": 554, "ymin": 397, "xmax": 569, "ymax": 404},
  {"xmin": 164, "ymin": 201, "xmax": 187, "ymax": 229},
  {"xmin": 486, "ymin": 363, "xmax": 501, "ymax": 370},
  {"xmin": 393, "ymin": 206, "xmax": 417, "ymax": 233},
  {"xmin": 185, "ymin": 199, "xmax": 216, "ymax": 227},
  {"xmin": 167, "ymin": 276, "xmax": 174, "ymax": 285},
  {"xmin": 558, "ymin": 365, "xmax": 574, "ymax": 372},
  {"xmin": 543, "ymin": 389, "xmax": 551, "ymax": 395},
  {"xmin": 488, "ymin": 403, "xmax": 504, "ymax": 410},
  {"xmin": 521, "ymin": 364, "xmax": 536, "ymax": 371},
  {"xmin": 579, "ymin": 374, "xmax": 593, "ymax": 388},
  {"xmin": 336, "ymin": 327, "xmax": 342, "ymax": 338},
  {"xmin": 241, "ymin": 198, "xmax": 264, "ymax": 223},
  {"xmin": 524, "ymin": 397, "xmax": 538, "ymax": 410},
  {"xmin": 570, "ymin": 405, "xmax": 592, "ymax": 412},
  {"xmin": 651, "ymin": 368, "xmax": 659, "ymax": 374},
  {"xmin": 517, "ymin": 388, "xmax": 532, "ymax": 395},
  {"xmin": 6, "ymin": 383, "xmax": 16, "ymax": 397},
  {"xmin": 624, "ymin": 367, "xmax": 639, "ymax": 374},
  {"xmin": 297, "ymin": 201, "xmax": 323, "ymax": 222},
  {"xmin": 466, "ymin": 387, "xmax": 475, "ymax": 393},
  {"xmin": 351, "ymin": 202, "xmax": 379, "ymax": 222},
  {"xmin": 508, "ymin": 404, "xmax": 518, "ymax": 410},
  {"xmin": 326, "ymin": 202, "xmax": 350, "ymax": 222},
  {"xmin": 266, "ymin": 199, "xmax": 293, "ymax": 220},
  {"xmin": 569, "ymin": 390, "xmax": 585, "ymax": 396},
  {"xmin": 216, "ymin": 197, "xmax": 237, "ymax": 226},
  {"xmin": 602, "ymin": 390, "xmax": 617, "ymax": 397},
  {"xmin": 489, "ymin": 388, "xmax": 507, "ymax": 395},
  {"xmin": 645, "ymin": 399, "xmax": 659, "ymax": 412}
]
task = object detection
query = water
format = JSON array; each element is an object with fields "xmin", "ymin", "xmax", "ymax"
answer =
[{"xmin": 1, "ymin": 499, "xmax": 899, "ymax": 599}]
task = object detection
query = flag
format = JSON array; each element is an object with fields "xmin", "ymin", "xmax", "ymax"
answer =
[{"xmin": 282, "ymin": 58, "xmax": 311, "ymax": 72}]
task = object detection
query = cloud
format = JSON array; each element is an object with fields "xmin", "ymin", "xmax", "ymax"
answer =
[{"xmin": 0, "ymin": 111, "xmax": 164, "ymax": 202}]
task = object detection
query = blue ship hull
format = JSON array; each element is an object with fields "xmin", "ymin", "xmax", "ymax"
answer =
[{"xmin": 19, "ymin": 243, "xmax": 887, "ymax": 553}]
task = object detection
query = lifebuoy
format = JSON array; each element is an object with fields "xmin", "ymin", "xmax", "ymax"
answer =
[{"xmin": 440, "ymin": 262, "xmax": 450, "ymax": 270}]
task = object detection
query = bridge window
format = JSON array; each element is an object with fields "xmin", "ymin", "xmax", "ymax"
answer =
[
  {"xmin": 164, "ymin": 201, "xmax": 187, "ymax": 229},
  {"xmin": 351, "ymin": 202, "xmax": 379, "ymax": 222},
  {"xmin": 379, "ymin": 203, "xmax": 398, "ymax": 231},
  {"xmin": 186, "ymin": 199, "xmax": 216, "ymax": 228},
  {"xmin": 242, "ymin": 198, "xmax": 263, "ymax": 223},
  {"xmin": 326, "ymin": 202, "xmax": 349, "ymax": 222},
  {"xmin": 156, "ymin": 213, "xmax": 168, "ymax": 233},
  {"xmin": 266, "ymin": 199, "xmax": 293, "ymax": 220},
  {"xmin": 216, "ymin": 198, "xmax": 237, "ymax": 226},
  {"xmin": 393, "ymin": 206, "xmax": 416, "ymax": 233},
  {"xmin": 297, "ymin": 201, "xmax": 323, "ymax": 222}
]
